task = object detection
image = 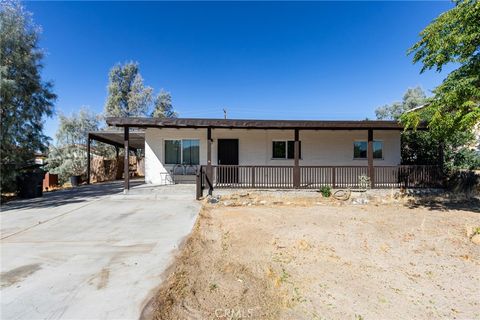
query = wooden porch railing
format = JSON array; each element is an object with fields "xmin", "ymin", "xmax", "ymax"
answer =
[{"xmin": 196, "ymin": 165, "xmax": 442, "ymax": 199}]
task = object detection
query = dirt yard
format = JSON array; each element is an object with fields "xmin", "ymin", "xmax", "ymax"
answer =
[{"xmin": 148, "ymin": 192, "xmax": 480, "ymax": 320}]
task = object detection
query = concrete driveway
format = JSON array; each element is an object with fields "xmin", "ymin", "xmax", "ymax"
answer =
[{"xmin": 1, "ymin": 180, "xmax": 200, "ymax": 320}]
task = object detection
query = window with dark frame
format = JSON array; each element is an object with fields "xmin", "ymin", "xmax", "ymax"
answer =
[
  {"xmin": 165, "ymin": 139, "xmax": 200, "ymax": 165},
  {"xmin": 353, "ymin": 140, "xmax": 383, "ymax": 159},
  {"xmin": 272, "ymin": 140, "xmax": 301, "ymax": 159},
  {"xmin": 165, "ymin": 140, "xmax": 181, "ymax": 164},
  {"xmin": 182, "ymin": 139, "xmax": 200, "ymax": 165}
]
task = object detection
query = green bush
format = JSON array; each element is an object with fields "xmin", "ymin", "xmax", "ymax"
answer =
[{"xmin": 319, "ymin": 186, "xmax": 331, "ymax": 197}]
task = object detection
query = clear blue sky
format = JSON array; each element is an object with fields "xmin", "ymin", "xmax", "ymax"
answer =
[{"xmin": 25, "ymin": 1, "xmax": 454, "ymax": 140}]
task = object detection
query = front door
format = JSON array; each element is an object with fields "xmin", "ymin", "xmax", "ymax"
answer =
[{"xmin": 217, "ymin": 139, "xmax": 239, "ymax": 184}]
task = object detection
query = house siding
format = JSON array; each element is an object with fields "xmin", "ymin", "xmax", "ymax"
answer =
[{"xmin": 145, "ymin": 128, "xmax": 401, "ymax": 185}]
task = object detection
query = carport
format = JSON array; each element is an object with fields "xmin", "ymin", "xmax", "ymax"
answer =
[{"xmin": 87, "ymin": 130, "xmax": 145, "ymax": 190}]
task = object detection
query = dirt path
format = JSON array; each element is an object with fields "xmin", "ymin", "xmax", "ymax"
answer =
[{"xmin": 150, "ymin": 193, "xmax": 480, "ymax": 320}]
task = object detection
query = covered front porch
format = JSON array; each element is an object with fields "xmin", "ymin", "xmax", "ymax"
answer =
[{"xmin": 104, "ymin": 117, "xmax": 441, "ymax": 197}]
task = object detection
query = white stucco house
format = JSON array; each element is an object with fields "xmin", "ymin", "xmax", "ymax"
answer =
[
  {"xmin": 89, "ymin": 117, "xmax": 438, "ymax": 194},
  {"xmin": 142, "ymin": 126, "xmax": 401, "ymax": 185}
]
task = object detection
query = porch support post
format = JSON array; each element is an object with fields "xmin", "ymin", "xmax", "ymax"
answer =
[
  {"xmin": 87, "ymin": 134, "xmax": 91, "ymax": 185},
  {"xmin": 367, "ymin": 128, "xmax": 374, "ymax": 188},
  {"xmin": 207, "ymin": 127, "xmax": 213, "ymax": 195},
  {"xmin": 124, "ymin": 126, "xmax": 130, "ymax": 192},
  {"xmin": 115, "ymin": 146, "xmax": 119, "ymax": 159},
  {"xmin": 293, "ymin": 128, "xmax": 300, "ymax": 188}
]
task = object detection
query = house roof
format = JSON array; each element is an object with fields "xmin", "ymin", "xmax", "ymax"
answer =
[{"xmin": 105, "ymin": 117, "xmax": 416, "ymax": 130}]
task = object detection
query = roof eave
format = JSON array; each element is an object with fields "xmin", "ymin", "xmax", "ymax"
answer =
[{"xmin": 105, "ymin": 117, "xmax": 416, "ymax": 130}]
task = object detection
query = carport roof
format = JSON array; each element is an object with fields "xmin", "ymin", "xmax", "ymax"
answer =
[{"xmin": 88, "ymin": 130, "xmax": 145, "ymax": 150}]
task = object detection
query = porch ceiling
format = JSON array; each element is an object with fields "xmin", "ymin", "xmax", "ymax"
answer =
[{"xmin": 106, "ymin": 117, "xmax": 424, "ymax": 130}]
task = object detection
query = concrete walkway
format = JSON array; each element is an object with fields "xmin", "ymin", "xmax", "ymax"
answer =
[{"xmin": 1, "ymin": 181, "xmax": 200, "ymax": 320}]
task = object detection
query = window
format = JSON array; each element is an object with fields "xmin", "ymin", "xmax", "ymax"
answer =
[
  {"xmin": 165, "ymin": 140, "xmax": 181, "ymax": 164},
  {"xmin": 165, "ymin": 139, "xmax": 200, "ymax": 165},
  {"xmin": 272, "ymin": 141, "xmax": 286, "ymax": 158},
  {"xmin": 272, "ymin": 140, "xmax": 301, "ymax": 159},
  {"xmin": 373, "ymin": 141, "xmax": 383, "ymax": 159},
  {"xmin": 182, "ymin": 139, "xmax": 200, "ymax": 165},
  {"xmin": 353, "ymin": 141, "xmax": 383, "ymax": 159}
]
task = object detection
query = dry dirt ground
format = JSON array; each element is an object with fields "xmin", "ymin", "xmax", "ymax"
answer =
[{"xmin": 148, "ymin": 192, "xmax": 480, "ymax": 320}]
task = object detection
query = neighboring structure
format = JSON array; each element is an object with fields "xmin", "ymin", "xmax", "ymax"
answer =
[{"xmin": 102, "ymin": 117, "xmax": 439, "ymax": 194}]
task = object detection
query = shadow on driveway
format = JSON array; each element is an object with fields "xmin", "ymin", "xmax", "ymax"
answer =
[{"xmin": 1, "ymin": 179, "xmax": 145, "ymax": 212}]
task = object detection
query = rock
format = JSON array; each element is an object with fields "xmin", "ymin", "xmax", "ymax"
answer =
[
  {"xmin": 471, "ymin": 234, "xmax": 480, "ymax": 245},
  {"xmin": 352, "ymin": 198, "xmax": 369, "ymax": 205},
  {"xmin": 223, "ymin": 200, "xmax": 232, "ymax": 206},
  {"xmin": 259, "ymin": 200, "xmax": 267, "ymax": 205},
  {"xmin": 208, "ymin": 196, "xmax": 219, "ymax": 204}
]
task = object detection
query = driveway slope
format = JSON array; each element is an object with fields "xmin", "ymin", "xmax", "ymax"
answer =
[{"xmin": 1, "ymin": 182, "xmax": 199, "ymax": 320}]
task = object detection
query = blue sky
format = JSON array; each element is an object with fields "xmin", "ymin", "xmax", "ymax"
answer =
[{"xmin": 25, "ymin": 1, "xmax": 454, "ymax": 140}]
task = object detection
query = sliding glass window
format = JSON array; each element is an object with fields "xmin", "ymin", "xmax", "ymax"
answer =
[
  {"xmin": 182, "ymin": 139, "xmax": 200, "ymax": 165},
  {"xmin": 165, "ymin": 140, "xmax": 182, "ymax": 164}
]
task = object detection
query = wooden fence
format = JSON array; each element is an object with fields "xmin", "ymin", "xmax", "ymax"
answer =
[
  {"xmin": 197, "ymin": 165, "xmax": 442, "ymax": 195},
  {"xmin": 197, "ymin": 165, "xmax": 442, "ymax": 198}
]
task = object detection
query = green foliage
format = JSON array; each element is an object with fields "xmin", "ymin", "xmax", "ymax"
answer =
[
  {"xmin": 408, "ymin": 0, "xmax": 479, "ymax": 73},
  {"xmin": 104, "ymin": 62, "xmax": 153, "ymax": 117},
  {"xmin": 375, "ymin": 87, "xmax": 427, "ymax": 120},
  {"xmin": 319, "ymin": 186, "xmax": 331, "ymax": 197},
  {"xmin": 46, "ymin": 108, "xmax": 114, "ymax": 184},
  {"xmin": 376, "ymin": 87, "xmax": 440, "ymax": 165},
  {"xmin": 377, "ymin": 87, "xmax": 479, "ymax": 169},
  {"xmin": 473, "ymin": 227, "xmax": 480, "ymax": 237},
  {"xmin": 401, "ymin": 131, "xmax": 439, "ymax": 165},
  {"xmin": 403, "ymin": 0, "xmax": 480, "ymax": 139},
  {"xmin": 0, "ymin": 0, "xmax": 56, "ymax": 192},
  {"xmin": 151, "ymin": 90, "xmax": 177, "ymax": 118}
]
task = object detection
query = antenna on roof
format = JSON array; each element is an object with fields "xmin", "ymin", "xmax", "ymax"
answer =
[{"xmin": 223, "ymin": 108, "xmax": 227, "ymax": 119}]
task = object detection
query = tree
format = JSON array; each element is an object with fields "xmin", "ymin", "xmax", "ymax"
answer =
[
  {"xmin": 403, "ymin": 0, "xmax": 480, "ymax": 139},
  {"xmin": 151, "ymin": 90, "xmax": 177, "ymax": 118},
  {"xmin": 104, "ymin": 62, "xmax": 153, "ymax": 117},
  {"xmin": 0, "ymin": 0, "xmax": 56, "ymax": 192},
  {"xmin": 47, "ymin": 108, "xmax": 113, "ymax": 184},
  {"xmin": 377, "ymin": 87, "xmax": 479, "ymax": 169},
  {"xmin": 375, "ymin": 87, "xmax": 427, "ymax": 120}
]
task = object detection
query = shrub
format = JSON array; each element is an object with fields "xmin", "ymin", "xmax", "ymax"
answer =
[
  {"xmin": 319, "ymin": 186, "xmax": 331, "ymax": 197},
  {"xmin": 358, "ymin": 175, "xmax": 371, "ymax": 191},
  {"xmin": 446, "ymin": 170, "xmax": 479, "ymax": 197}
]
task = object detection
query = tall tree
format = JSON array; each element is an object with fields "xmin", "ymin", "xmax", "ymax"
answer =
[
  {"xmin": 378, "ymin": 87, "xmax": 479, "ymax": 169},
  {"xmin": 47, "ymin": 108, "xmax": 113, "ymax": 184},
  {"xmin": 375, "ymin": 87, "xmax": 427, "ymax": 120},
  {"xmin": 0, "ymin": 0, "xmax": 56, "ymax": 192},
  {"xmin": 403, "ymin": 0, "xmax": 480, "ymax": 139},
  {"xmin": 151, "ymin": 90, "xmax": 177, "ymax": 118},
  {"xmin": 104, "ymin": 62, "xmax": 153, "ymax": 117}
]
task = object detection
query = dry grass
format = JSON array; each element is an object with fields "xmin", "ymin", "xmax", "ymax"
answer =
[{"xmin": 149, "ymin": 192, "xmax": 480, "ymax": 320}]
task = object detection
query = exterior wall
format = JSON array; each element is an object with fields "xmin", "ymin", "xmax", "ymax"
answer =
[
  {"xmin": 145, "ymin": 128, "xmax": 207, "ymax": 184},
  {"xmin": 145, "ymin": 128, "xmax": 401, "ymax": 184}
]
